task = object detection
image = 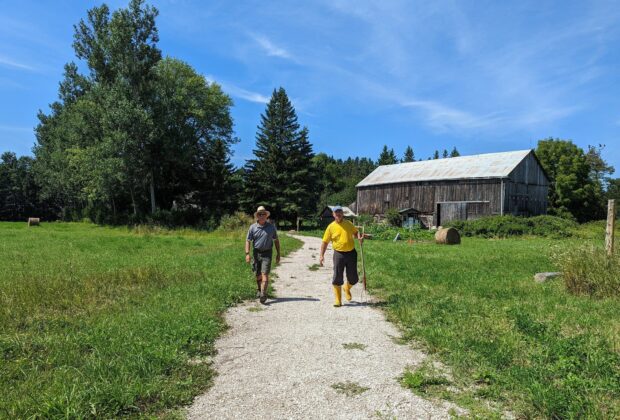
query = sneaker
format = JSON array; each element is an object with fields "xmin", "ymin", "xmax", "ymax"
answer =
[{"xmin": 259, "ymin": 293, "xmax": 267, "ymax": 304}]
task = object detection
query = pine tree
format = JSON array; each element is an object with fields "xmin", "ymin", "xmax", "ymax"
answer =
[
  {"xmin": 433, "ymin": 150, "xmax": 440, "ymax": 159},
  {"xmin": 450, "ymin": 147, "xmax": 460, "ymax": 157},
  {"xmin": 442, "ymin": 149, "xmax": 448, "ymax": 158},
  {"xmin": 242, "ymin": 88, "xmax": 316, "ymax": 224},
  {"xmin": 402, "ymin": 146, "xmax": 415, "ymax": 162},
  {"xmin": 378, "ymin": 145, "xmax": 397, "ymax": 165}
]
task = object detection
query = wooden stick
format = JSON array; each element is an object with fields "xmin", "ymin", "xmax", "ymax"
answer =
[
  {"xmin": 606, "ymin": 199, "xmax": 616, "ymax": 257},
  {"xmin": 359, "ymin": 225, "xmax": 367, "ymax": 291}
]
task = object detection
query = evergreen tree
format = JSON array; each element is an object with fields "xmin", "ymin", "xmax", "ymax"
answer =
[
  {"xmin": 402, "ymin": 146, "xmax": 415, "ymax": 162},
  {"xmin": 433, "ymin": 150, "xmax": 440, "ymax": 159},
  {"xmin": 442, "ymin": 149, "xmax": 448, "ymax": 158},
  {"xmin": 378, "ymin": 145, "xmax": 397, "ymax": 165},
  {"xmin": 450, "ymin": 147, "xmax": 460, "ymax": 157},
  {"xmin": 242, "ymin": 88, "xmax": 316, "ymax": 224}
]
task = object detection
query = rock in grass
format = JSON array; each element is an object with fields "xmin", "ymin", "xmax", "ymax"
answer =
[
  {"xmin": 534, "ymin": 272, "xmax": 561, "ymax": 283},
  {"xmin": 27, "ymin": 217, "xmax": 40, "ymax": 227}
]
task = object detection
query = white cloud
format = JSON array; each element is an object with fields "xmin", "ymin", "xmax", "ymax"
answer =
[
  {"xmin": 205, "ymin": 75, "xmax": 269, "ymax": 104},
  {"xmin": 249, "ymin": 33, "xmax": 292, "ymax": 59},
  {"xmin": 401, "ymin": 99, "xmax": 504, "ymax": 131},
  {"xmin": 0, "ymin": 124, "xmax": 33, "ymax": 132},
  {"xmin": 0, "ymin": 55, "xmax": 35, "ymax": 71}
]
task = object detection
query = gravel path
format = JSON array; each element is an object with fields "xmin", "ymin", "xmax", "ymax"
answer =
[{"xmin": 187, "ymin": 235, "xmax": 458, "ymax": 419}]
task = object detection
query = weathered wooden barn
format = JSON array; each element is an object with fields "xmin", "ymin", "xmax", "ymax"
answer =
[{"xmin": 355, "ymin": 150, "xmax": 549, "ymax": 226}]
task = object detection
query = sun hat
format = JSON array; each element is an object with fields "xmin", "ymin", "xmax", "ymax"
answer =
[
  {"xmin": 254, "ymin": 205, "xmax": 271, "ymax": 219},
  {"xmin": 332, "ymin": 205, "xmax": 344, "ymax": 212}
]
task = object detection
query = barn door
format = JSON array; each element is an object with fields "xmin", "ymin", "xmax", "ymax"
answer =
[{"xmin": 438, "ymin": 202, "xmax": 467, "ymax": 225}]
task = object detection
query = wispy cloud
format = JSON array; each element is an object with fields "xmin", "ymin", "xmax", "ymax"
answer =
[
  {"xmin": 205, "ymin": 75, "xmax": 269, "ymax": 104},
  {"xmin": 402, "ymin": 99, "xmax": 503, "ymax": 131},
  {"xmin": 0, "ymin": 55, "xmax": 35, "ymax": 71},
  {"xmin": 249, "ymin": 33, "xmax": 292, "ymax": 59},
  {"xmin": 0, "ymin": 124, "xmax": 33, "ymax": 132}
]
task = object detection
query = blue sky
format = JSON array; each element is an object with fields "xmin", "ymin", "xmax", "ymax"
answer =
[{"xmin": 1, "ymin": 0, "xmax": 619, "ymax": 173}]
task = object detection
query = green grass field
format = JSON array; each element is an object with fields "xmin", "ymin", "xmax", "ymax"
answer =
[
  {"xmin": 363, "ymin": 231, "xmax": 620, "ymax": 418},
  {"xmin": 0, "ymin": 222, "xmax": 301, "ymax": 418}
]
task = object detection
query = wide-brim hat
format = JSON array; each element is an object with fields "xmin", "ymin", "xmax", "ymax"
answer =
[{"xmin": 254, "ymin": 206, "xmax": 271, "ymax": 219}]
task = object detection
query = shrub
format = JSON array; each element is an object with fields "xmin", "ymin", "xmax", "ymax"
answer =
[
  {"xmin": 553, "ymin": 245, "xmax": 620, "ymax": 298},
  {"xmin": 217, "ymin": 212, "xmax": 253, "ymax": 231},
  {"xmin": 385, "ymin": 208, "xmax": 401, "ymax": 227},
  {"xmin": 444, "ymin": 215, "xmax": 576, "ymax": 238}
]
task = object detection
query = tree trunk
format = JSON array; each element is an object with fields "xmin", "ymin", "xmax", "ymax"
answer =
[
  {"xmin": 130, "ymin": 186, "xmax": 137, "ymax": 216},
  {"xmin": 149, "ymin": 170, "xmax": 156, "ymax": 214}
]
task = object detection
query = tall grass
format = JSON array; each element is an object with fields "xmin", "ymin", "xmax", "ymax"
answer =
[
  {"xmin": 0, "ymin": 222, "xmax": 301, "ymax": 418},
  {"xmin": 364, "ymin": 233, "xmax": 620, "ymax": 418},
  {"xmin": 553, "ymin": 245, "xmax": 620, "ymax": 298}
]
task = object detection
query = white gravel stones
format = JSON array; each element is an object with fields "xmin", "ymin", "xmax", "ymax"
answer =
[{"xmin": 187, "ymin": 235, "xmax": 459, "ymax": 420}]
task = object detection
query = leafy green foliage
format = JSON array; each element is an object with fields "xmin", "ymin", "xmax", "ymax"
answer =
[
  {"xmin": 242, "ymin": 88, "xmax": 316, "ymax": 224},
  {"xmin": 536, "ymin": 138, "xmax": 611, "ymax": 222},
  {"xmin": 0, "ymin": 222, "xmax": 301, "ymax": 417},
  {"xmin": 384, "ymin": 208, "xmax": 401, "ymax": 227},
  {"xmin": 33, "ymin": 1, "xmax": 236, "ymax": 223},
  {"xmin": 445, "ymin": 215, "xmax": 577, "ymax": 238}
]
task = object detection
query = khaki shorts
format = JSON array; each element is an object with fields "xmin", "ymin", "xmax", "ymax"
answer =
[{"xmin": 253, "ymin": 249, "xmax": 273, "ymax": 274}]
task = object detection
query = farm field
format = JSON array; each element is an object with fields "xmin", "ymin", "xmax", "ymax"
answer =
[
  {"xmin": 0, "ymin": 222, "xmax": 302, "ymax": 418},
  {"xmin": 361, "ymin": 227, "xmax": 620, "ymax": 418}
]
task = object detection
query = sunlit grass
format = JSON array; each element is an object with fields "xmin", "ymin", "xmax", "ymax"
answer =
[
  {"xmin": 0, "ymin": 222, "xmax": 301, "ymax": 418},
  {"xmin": 364, "ymin": 232, "xmax": 620, "ymax": 418}
]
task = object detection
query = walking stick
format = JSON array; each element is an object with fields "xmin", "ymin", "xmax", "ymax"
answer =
[{"xmin": 358, "ymin": 226, "xmax": 367, "ymax": 301}]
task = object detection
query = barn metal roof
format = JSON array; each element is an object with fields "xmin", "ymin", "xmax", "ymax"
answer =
[{"xmin": 356, "ymin": 150, "xmax": 532, "ymax": 187}]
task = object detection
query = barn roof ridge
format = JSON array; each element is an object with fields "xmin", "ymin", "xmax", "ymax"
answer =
[{"xmin": 357, "ymin": 149, "xmax": 534, "ymax": 187}]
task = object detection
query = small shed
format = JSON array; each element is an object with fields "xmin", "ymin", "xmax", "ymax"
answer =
[{"xmin": 319, "ymin": 206, "xmax": 358, "ymax": 227}]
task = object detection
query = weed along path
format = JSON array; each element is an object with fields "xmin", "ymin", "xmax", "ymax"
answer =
[{"xmin": 188, "ymin": 235, "xmax": 459, "ymax": 419}]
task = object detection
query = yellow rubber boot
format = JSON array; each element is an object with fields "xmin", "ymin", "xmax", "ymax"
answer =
[
  {"xmin": 333, "ymin": 285, "xmax": 342, "ymax": 307},
  {"xmin": 343, "ymin": 282, "xmax": 353, "ymax": 301}
]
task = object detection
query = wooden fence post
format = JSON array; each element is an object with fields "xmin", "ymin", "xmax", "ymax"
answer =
[{"xmin": 606, "ymin": 199, "xmax": 616, "ymax": 256}]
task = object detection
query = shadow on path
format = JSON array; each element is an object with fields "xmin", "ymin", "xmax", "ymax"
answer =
[{"xmin": 266, "ymin": 297, "xmax": 321, "ymax": 305}]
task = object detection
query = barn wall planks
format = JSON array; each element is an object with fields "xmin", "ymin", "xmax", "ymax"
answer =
[{"xmin": 357, "ymin": 179, "xmax": 504, "ymax": 215}]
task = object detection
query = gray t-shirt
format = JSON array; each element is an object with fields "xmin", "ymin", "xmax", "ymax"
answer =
[{"xmin": 247, "ymin": 222, "xmax": 278, "ymax": 251}]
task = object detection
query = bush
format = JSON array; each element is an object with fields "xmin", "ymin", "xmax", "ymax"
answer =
[
  {"xmin": 385, "ymin": 208, "xmax": 401, "ymax": 227},
  {"xmin": 553, "ymin": 245, "xmax": 620, "ymax": 298},
  {"xmin": 364, "ymin": 223, "xmax": 434, "ymax": 241},
  {"xmin": 444, "ymin": 215, "xmax": 576, "ymax": 238},
  {"xmin": 217, "ymin": 212, "xmax": 253, "ymax": 232}
]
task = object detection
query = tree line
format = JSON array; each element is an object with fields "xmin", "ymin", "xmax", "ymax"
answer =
[{"xmin": 1, "ymin": 0, "xmax": 618, "ymax": 226}]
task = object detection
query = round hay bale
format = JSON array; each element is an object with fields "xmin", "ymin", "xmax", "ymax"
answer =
[
  {"xmin": 27, "ymin": 217, "xmax": 40, "ymax": 227},
  {"xmin": 435, "ymin": 227, "xmax": 460, "ymax": 245}
]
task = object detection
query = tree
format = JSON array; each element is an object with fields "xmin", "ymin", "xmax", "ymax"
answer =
[
  {"xmin": 242, "ymin": 87, "xmax": 316, "ymax": 224},
  {"xmin": 536, "ymin": 138, "xmax": 609, "ymax": 222},
  {"xmin": 442, "ymin": 149, "xmax": 448, "ymax": 158},
  {"xmin": 0, "ymin": 152, "xmax": 45, "ymax": 221},
  {"xmin": 378, "ymin": 145, "xmax": 397, "ymax": 165},
  {"xmin": 433, "ymin": 150, "xmax": 440, "ymax": 160},
  {"xmin": 402, "ymin": 146, "xmax": 415, "ymax": 162},
  {"xmin": 450, "ymin": 147, "xmax": 460, "ymax": 157},
  {"xmin": 34, "ymin": 1, "xmax": 237, "ymax": 224}
]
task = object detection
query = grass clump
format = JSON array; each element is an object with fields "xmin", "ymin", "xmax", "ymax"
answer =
[
  {"xmin": 365, "ymin": 235, "xmax": 620, "ymax": 418},
  {"xmin": 331, "ymin": 381, "xmax": 369, "ymax": 396},
  {"xmin": 400, "ymin": 365, "xmax": 450, "ymax": 395},
  {"xmin": 342, "ymin": 342, "xmax": 367, "ymax": 350},
  {"xmin": 308, "ymin": 263, "xmax": 320, "ymax": 271},
  {"xmin": 0, "ymin": 222, "xmax": 301, "ymax": 418},
  {"xmin": 445, "ymin": 215, "xmax": 577, "ymax": 238},
  {"xmin": 553, "ymin": 245, "xmax": 620, "ymax": 298}
]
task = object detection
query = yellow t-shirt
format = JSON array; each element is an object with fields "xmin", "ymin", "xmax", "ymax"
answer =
[{"xmin": 322, "ymin": 220, "xmax": 358, "ymax": 252}]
